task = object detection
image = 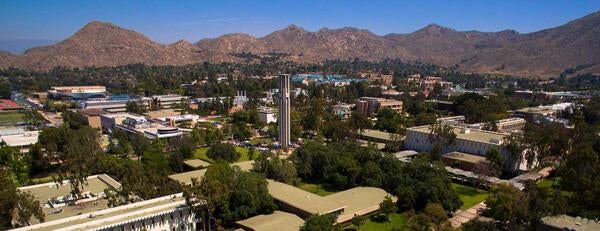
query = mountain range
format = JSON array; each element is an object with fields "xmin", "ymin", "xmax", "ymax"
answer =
[{"xmin": 1, "ymin": 11, "xmax": 600, "ymax": 77}]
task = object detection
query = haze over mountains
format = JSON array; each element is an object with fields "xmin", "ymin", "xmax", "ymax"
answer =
[{"xmin": 1, "ymin": 11, "xmax": 600, "ymax": 77}]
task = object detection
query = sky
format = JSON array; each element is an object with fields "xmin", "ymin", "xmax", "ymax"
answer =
[{"xmin": 1, "ymin": 0, "xmax": 600, "ymax": 44}]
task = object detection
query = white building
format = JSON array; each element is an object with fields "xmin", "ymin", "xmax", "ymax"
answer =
[
  {"xmin": 13, "ymin": 175, "xmax": 199, "ymax": 231},
  {"xmin": 258, "ymin": 107, "xmax": 277, "ymax": 124},
  {"xmin": 151, "ymin": 94, "xmax": 189, "ymax": 109},
  {"xmin": 81, "ymin": 97, "xmax": 150, "ymax": 113},
  {"xmin": 332, "ymin": 103, "xmax": 354, "ymax": 119},
  {"xmin": 101, "ymin": 113, "xmax": 183, "ymax": 139},
  {"xmin": 404, "ymin": 125, "xmax": 532, "ymax": 172},
  {"xmin": 0, "ymin": 127, "xmax": 39, "ymax": 153}
]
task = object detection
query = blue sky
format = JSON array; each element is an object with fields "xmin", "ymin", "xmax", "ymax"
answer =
[{"xmin": 1, "ymin": 0, "xmax": 599, "ymax": 44}]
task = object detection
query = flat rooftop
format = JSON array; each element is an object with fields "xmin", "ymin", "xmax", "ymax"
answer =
[
  {"xmin": 0, "ymin": 130, "xmax": 39, "ymax": 147},
  {"xmin": 18, "ymin": 174, "xmax": 121, "ymax": 224},
  {"xmin": 236, "ymin": 211, "xmax": 304, "ymax": 231},
  {"xmin": 442, "ymin": 151, "xmax": 488, "ymax": 164},
  {"xmin": 359, "ymin": 129, "xmax": 398, "ymax": 142},
  {"xmin": 13, "ymin": 193, "xmax": 186, "ymax": 231},
  {"xmin": 266, "ymin": 180, "xmax": 346, "ymax": 215},
  {"xmin": 540, "ymin": 215, "xmax": 600, "ymax": 231},
  {"xmin": 407, "ymin": 125, "xmax": 506, "ymax": 144},
  {"xmin": 169, "ymin": 161, "xmax": 255, "ymax": 185},
  {"xmin": 324, "ymin": 187, "xmax": 396, "ymax": 223}
]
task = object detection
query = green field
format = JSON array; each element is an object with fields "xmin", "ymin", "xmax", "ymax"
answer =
[
  {"xmin": 296, "ymin": 182, "xmax": 338, "ymax": 196},
  {"xmin": 352, "ymin": 213, "xmax": 407, "ymax": 231},
  {"xmin": 537, "ymin": 179, "xmax": 555, "ymax": 189},
  {"xmin": 452, "ymin": 183, "xmax": 489, "ymax": 210},
  {"xmin": 0, "ymin": 111, "xmax": 25, "ymax": 126},
  {"xmin": 191, "ymin": 146, "xmax": 252, "ymax": 163}
]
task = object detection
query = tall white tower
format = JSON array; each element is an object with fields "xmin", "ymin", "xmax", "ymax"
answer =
[{"xmin": 278, "ymin": 74, "xmax": 291, "ymax": 150}]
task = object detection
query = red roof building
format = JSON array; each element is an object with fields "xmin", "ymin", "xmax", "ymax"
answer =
[{"xmin": 0, "ymin": 99, "xmax": 21, "ymax": 111}]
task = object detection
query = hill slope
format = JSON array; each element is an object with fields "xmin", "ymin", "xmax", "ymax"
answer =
[{"xmin": 2, "ymin": 11, "xmax": 600, "ymax": 77}]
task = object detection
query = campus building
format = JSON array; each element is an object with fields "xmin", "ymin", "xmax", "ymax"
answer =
[
  {"xmin": 0, "ymin": 127, "xmax": 39, "ymax": 153},
  {"xmin": 404, "ymin": 125, "xmax": 532, "ymax": 171},
  {"xmin": 13, "ymin": 175, "xmax": 199, "ymax": 231},
  {"xmin": 151, "ymin": 94, "xmax": 189, "ymax": 109},
  {"xmin": 356, "ymin": 97, "xmax": 403, "ymax": 117},
  {"xmin": 332, "ymin": 103, "xmax": 353, "ymax": 119},
  {"xmin": 258, "ymin": 107, "xmax": 277, "ymax": 124},
  {"xmin": 467, "ymin": 117, "xmax": 527, "ymax": 133},
  {"xmin": 48, "ymin": 86, "xmax": 107, "ymax": 100},
  {"xmin": 100, "ymin": 112, "xmax": 183, "ymax": 139},
  {"xmin": 80, "ymin": 96, "xmax": 150, "ymax": 112}
]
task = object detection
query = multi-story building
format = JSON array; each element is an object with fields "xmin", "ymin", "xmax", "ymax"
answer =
[
  {"xmin": 151, "ymin": 94, "xmax": 189, "ymax": 109},
  {"xmin": 467, "ymin": 118, "xmax": 527, "ymax": 133},
  {"xmin": 48, "ymin": 86, "xmax": 107, "ymax": 100},
  {"xmin": 81, "ymin": 96, "xmax": 150, "ymax": 113},
  {"xmin": 332, "ymin": 103, "xmax": 354, "ymax": 119},
  {"xmin": 356, "ymin": 97, "xmax": 403, "ymax": 117},
  {"xmin": 404, "ymin": 125, "xmax": 532, "ymax": 172},
  {"xmin": 100, "ymin": 113, "xmax": 183, "ymax": 139},
  {"xmin": 13, "ymin": 175, "xmax": 199, "ymax": 231}
]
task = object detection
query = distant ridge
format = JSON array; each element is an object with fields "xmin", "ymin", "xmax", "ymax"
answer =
[{"xmin": 2, "ymin": 11, "xmax": 600, "ymax": 77}]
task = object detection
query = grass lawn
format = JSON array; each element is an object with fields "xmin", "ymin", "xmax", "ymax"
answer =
[
  {"xmin": 452, "ymin": 183, "xmax": 489, "ymax": 210},
  {"xmin": 348, "ymin": 213, "xmax": 407, "ymax": 231},
  {"xmin": 190, "ymin": 146, "xmax": 252, "ymax": 163},
  {"xmin": 0, "ymin": 111, "xmax": 25, "ymax": 126},
  {"xmin": 296, "ymin": 182, "xmax": 338, "ymax": 196},
  {"xmin": 537, "ymin": 179, "xmax": 555, "ymax": 189}
]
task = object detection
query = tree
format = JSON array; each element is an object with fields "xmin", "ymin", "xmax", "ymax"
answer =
[
  {"xmin": 375, "ymin": 107, "xmax": 401, "ymax": 133},
  {"xmin": 486, "ymin": 148, "xmax": 504, "ymax": 176},
  {"xmin": 125, "ymin": 101, "xmax": 146, "ymax": 114},
  {"xmin": 0, "ymin": 144, "xmax": 30, "ymax": 185},
  {"xmin": 351, "ymin": 214, "xmax": 367, "ymax": 230},
  {"xmin": 0, "ymin": 169, "xmax": 45, "ymax": 229},
  {"xmin": 62, "ymin": 110, "xmax": 89, "ymax": 129},
  {"xmin": 300, "ymin": 213, "xmax": 340, "ymax": 231},
  {"xmin": 252, "ymin": 151, "xmax": 297, "ymax": 184},
  {"xmin": 406, "ymin": 203, "xmax": 451, "ymax": 231},
  {"xmin": 462, "ymin": 219, "xmax": 498, "ymax": 231},
  {"xmin": 378, "ymin": 195, "xmax": 398, "ymax": 220},
  {"xmin": 206, "ymin": 143, "xmax": 240, "ymax": 162},
  {"xmin": 484, "ymin": 184, "xmax": 529, "ymax": 230},
  {"xmin": 0, "ymin": 81, "xmax": 11, "ymax": 99}
]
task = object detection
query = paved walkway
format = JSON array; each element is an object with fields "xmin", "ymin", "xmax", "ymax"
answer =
[{"xmin": 449, "ymin": 202, "xmax": 487, "ymax": 228}]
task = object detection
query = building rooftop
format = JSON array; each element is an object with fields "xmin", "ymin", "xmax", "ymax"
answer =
[
  {"xmin": 324, "ymin": 187, "xmax": 396, "ymax": 223},
  {"xmin": 266, "ymin": 180, "xmax": 347, "ymax": 215},
  {"xmin": 0, "ymin": 130, "xmax": 39, "ymax": 147},
  {"xmin": 442, "ymin": 151, "xmax": 488, "ymax": 164},
  {"xmin": 169, "ymin": 161, "xmax": 255, "ymax": 185},
  {"xmin": 17, "ymin": 174, "xmax": 121, "ymax": 224},
  {"xmin": 13, "ymin": 193, "xmax": 186, "ymax": 231},
  {"xmin": 540, "ymin": 215, "xmax": 600, "ymax": 231},
  {"xmin": 236, "ymin": 211, "xmax": 304, "ymax": 231},
  {"xmin": 407, "ymin": 125, "xmax": 506, "ymax": 145},
  {"xmin": 359, "ymin": 129, "xmax": 398, "ymax": 142},
  {"xmin": 0, "ymin": 99, "xmax": 21, "ymax": 110}
]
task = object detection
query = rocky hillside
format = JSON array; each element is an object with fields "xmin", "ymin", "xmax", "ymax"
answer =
[{"xmin": 2, "ymin": 11, "xmax": 600, "ymax": 77}]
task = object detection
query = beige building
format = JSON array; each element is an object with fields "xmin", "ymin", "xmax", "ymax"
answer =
[
  {"xmin": 356, "ymin": 97, "xmax": 403, "ymax": 116},
  {"xmin": 404, "ymin": 125, "xmax": 532, "ymax": 172}
]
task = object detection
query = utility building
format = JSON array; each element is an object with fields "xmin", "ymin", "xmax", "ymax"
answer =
[{"xmin": 279, "ymin": 74, "xmax": 291, "ymax": 150}]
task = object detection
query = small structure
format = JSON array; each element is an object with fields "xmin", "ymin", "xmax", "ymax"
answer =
[{"xmin": 258, "ymin": 107, "xmax": 277, "ymax": 124}]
